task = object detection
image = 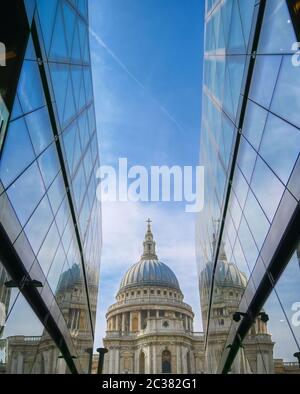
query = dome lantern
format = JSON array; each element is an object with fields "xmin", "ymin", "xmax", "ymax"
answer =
[
  {"xmin": 141, "ymin": 218, "xmax": 158, "ymax": 260},
  {"xmin": 118, "ymin": 220, "xmax": 181, "ymax": 293}
]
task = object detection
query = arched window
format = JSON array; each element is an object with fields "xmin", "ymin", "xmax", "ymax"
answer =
[
  {"xmin": 139, "ymin": 351, "xmax": 145, "ymax": 374},
  {"xmin": 162, "ymin": 350, "xmax": 171, "ymax": 373}
]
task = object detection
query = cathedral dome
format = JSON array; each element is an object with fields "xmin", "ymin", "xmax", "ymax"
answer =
[
  {"xmin": 119, "ymin": 259, "xmax": 180, "ymax": 291},
  {"xmin": 202, "ymin": 259, "xmax": 247, "ymax": 289},
  {"xmin": 214, "ymin": 259, "xmax": 247, "ymax": 288},
  {"xmin": 200, "ymin": 236, "xmax": 247, "ymax": 289},
  {"xmin": 118, "ymin": 219, "xmax": 180, "ymax": 292}
]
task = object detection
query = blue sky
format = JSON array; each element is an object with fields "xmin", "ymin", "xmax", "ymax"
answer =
[{"xmin": 89, "ymin": 0, "xmax": 205, "ymax": 347}]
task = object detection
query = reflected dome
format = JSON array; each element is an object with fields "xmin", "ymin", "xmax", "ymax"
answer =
[{"xmin": 202, "ymin": 259, "xmax": 247, "ymax": 289}]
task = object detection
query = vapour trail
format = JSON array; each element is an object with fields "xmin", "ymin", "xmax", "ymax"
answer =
[{"xmin": 89, "ymin": 28, "xmax": 185, "ymax": 133}]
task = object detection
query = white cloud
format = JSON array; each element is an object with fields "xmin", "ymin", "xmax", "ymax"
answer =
[{"xmin": 94, "ymin": 200, "xmax": 203, "ymax": 349}]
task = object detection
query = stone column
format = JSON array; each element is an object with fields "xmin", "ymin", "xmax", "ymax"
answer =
[
  {"xmin": 115, "ymin": 348, "xmax": 119, "ymax": 373},
  {"xmin": 121, "ymin": 313, "xmax": 125, "ymax": 333},
  {"xmin": 182, "ymin": 347, "xmax": 187, "ymax": 374},
  {"xmin": 190, "ymin": 351, "xmax": 195, "ymax": 373},
  {"xmin": 146, "ymin": 346, "xmax": 151, "ymax": 374},
  {"xmin": 156, "ymin": 310, "xmax": 160, "ymax": 318},
  {"xmin": 108, "ymin": 348, "xmax": 114, "ymax": 374},
  {"xmin": 17, "ymin": 353, "xmax": 24, "ymax": 374},
  {"xmin": 153, "ymin": 345, "xmax": 157, "ymax": 373},
  {"xmin": 138, "ymin": 311, "xmax": 142, "ymax": 331},
  {"xmin": 157, "ymin": 349, "xmax": 162, "ymax": 374},
  {"xmin": 134, "ymin": 350, "xmax": 139, "ymax": 374},
  {"xmin": 176, "ymin": 346, "xmax": 181, "ymax": 373},
  {"xmin": 185, "ymin": 315, "xmax": 188, "ymax": 331},
  {"xmin": 129, "ymin": 312, "xmax": 133, "ymax": 332}
]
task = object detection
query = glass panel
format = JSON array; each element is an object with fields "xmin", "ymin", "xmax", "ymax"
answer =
[
  {"xmin": 72, "ymin": 164, "xmax": 86, "ymax": 212},
  {"xmin": 242, "ymin": 100, "xmax": 267, "ymax": 151},
  {"xmin": 24, "ymin": 195, "xmax": 53, "ymax": 255},
  {"xmin": 37, "ymin": 0, "xmax": 58, "ymax": 54},
  {"xmin": 25, "ymin": 107, "xmax": 54, "ymax": 156},
  {"xmin": 49, "ymin": 2, "xmax": 68, "ymax": 61},
  {"xmin": 7, "ymin": 163, "xmax": 45, "ymax": 226},
  {"xmin": 237, "ymin": 137, "xmax": 257, "ymax": 183},
  {"xmin": 274, "ymin": 245, "xmax": 300, "ymax": 349},
  {"xmin": 24, "ymin": 35, "xmax": 36, "ymax": 61},
  {"xmin": 17, "ymin": 60, "xmax": 46, "ymax": 114},
  {"xmin": 10, "ymin": 94, "xmax": 23, "ymax": 121},
  {"xmin": 24, "ymin": 0, "xmax": 35, "ymax": 26},
  {"xmin": 259, "ymin": 113, "xmax": 300, "ymax": 185},
  {"xmin": 227, "ymin": 0, "xmax": 246, "ymax": 54},
  {"xmin": 251, "ymin": 156, "xmax": 285, "ymax": 222},
  {"xmin": 271, "ymin": 55, "xmax": 300, "ymax": 129},
  {"xmin": 55, "ymin": 197, "xmax": 70, "ymax": 236},
  {"xmin": 61, "ymin": 219, "xmax": 73, "ymax": 255},
  {"xmin": 36, "ymin": 220, "xmax": 60, "ymax": 276},
  {"xmin": 227, "ymin": 55, "xmax": 246, "ymax": 116},
  {"xmin": 47, "ymin": 172, "xmax": 65, "ymax": 215},
  {"xmin": 249, "ymin": 55, "xmax": 282, "ymax": 109},
  {"xmin": 1, "ymin": 292, "xmax": 44, "ymax": 374},
  {"xmin": 62, "ymin": 120, "xmax": 78, "ymax": 175},
  {"xmin": 232, "ymin": 166, "xmax": 249, "ymax": 211},
  {"xmin": 70, "ymin": 66, "xmax": 83, "ymax": 112},
  {"xmin": 62, "ymin": 1, "xmax": 77, "ymax": 58},
  {"xmin": 262, "ymin": 290, "xmax": 299, "ymax": 366},
  {"xmin": 237, "ymin": 0, "xmax": 255, "ymax": 47},
  {"xmin": 229, "ymin": 193, "xmax": 242, "ymax": 231},
  {"xmin": 243, "ymin": 190, "xmax": 270, "ymax": 251},
  {"xmin": 237, "ymin": 216, "xmax": 259, "ymax": 272},
  {"xmin": 49, "ymin": 63, "xmax": 69, "ymax": 127},
  {"xmin": 258, "ymin": 0, "xmax": 297, "ymax": 54},
  {"xmin": 63, "ymin": 71, "xmax": 76, "ymax": 126},
  {"xmin": 38, "ymin": 144, "xmax": 60, "ymax": 189},
  {"xmin": 46, "ymin": 243, "xmax": 66, "ymax": 294},
  {"xmin": 78, "ymin": 110, "xmax": 89, "ymax": 152},
  {"xmin": 0, "ymin": 118, "xmax": 35, "ymax": 188}
]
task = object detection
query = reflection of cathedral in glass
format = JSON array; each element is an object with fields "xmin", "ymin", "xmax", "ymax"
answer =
[
  {"xmin": 197, "ymin": 0, "xmax": 300, "ymax": 374},
  {"xmin": 3, "ymin": 264, "xmax": 97, "ymax": 374},
  {"xmin": 200, "ymin": 237, "xmax": 274, "ymax": 374},
  {"xmin": 0, "ymin": 0, "xmax": 101, "ymax": 375}
]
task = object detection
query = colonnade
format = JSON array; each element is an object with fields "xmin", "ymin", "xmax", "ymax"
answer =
[
  {"xmin": 107, "ymin": 310, "xmax": 194, "ymax": 333},
  {"xmin": 105, "ymin": 344, "xmax": 197, "ymax": 374}
]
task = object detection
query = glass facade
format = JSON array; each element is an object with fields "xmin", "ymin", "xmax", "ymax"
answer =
[
  {"xmin": 197, "ymin": 0, "xmax": 300, "ymax": 374},
  {"xmin": 0, "ymin": 0, "xmax": 101, "ymax": 374}
]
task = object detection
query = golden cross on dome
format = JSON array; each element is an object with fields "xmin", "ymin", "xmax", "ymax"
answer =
[{"xmin": 146, "ymin": 218, "xmax": 152, "ymax": 225}]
